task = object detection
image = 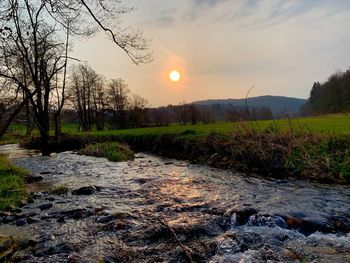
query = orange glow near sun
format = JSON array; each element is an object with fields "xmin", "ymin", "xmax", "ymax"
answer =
[{"xmin": 169, "ymin": 70, "xmax": 181, "ymax": 82}]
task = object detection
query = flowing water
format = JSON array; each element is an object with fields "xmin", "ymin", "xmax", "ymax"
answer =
[{"xmin": 0, "ymin": 144, "xmax": 349, "ymax": 262}]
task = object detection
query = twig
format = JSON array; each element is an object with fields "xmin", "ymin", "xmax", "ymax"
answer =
[
  {"xmin": 158, "ymin": 217, "xmax": 195, "ymax": 263},
  {"xmin": 245, "ymin": 86, "xmax": 259, "ymax": 134}
]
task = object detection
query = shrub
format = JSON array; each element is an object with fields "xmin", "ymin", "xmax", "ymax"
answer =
[{"xmin": 79, "ymin": 142, "xmax": 134, "ymax": 162}]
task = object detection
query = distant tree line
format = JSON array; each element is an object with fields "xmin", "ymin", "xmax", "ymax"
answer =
[
  {"xmin": 302, "ymin": 68, "xmax": 350, "ymax": 115},
  {"xmin": 64, "ymin": 94, "xmax": 274, "ymax": 128}
]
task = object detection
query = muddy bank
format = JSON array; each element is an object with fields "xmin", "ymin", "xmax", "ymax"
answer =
[
  {"xmin": 23, "ymin": 133, "xmax": 350, "ymax": 184},
  {"xmin": 0, "ymin": 145, "xmax": 349, "ymax": 262}
]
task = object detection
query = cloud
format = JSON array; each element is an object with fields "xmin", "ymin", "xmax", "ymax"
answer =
[
  {"xmin": 192, "ymin": 0, "xmax": 228, "ymax": 7},
  {"xmin": 187, "ymin": 0, "xmax": 350, "ymax": 28},
  {"xmin": 142, "ymin": 7, "xmax": 178, "ymax": 26},
  {"xmin": 145, "ymin": 15, "xmax": 175, "ymax": 26}
]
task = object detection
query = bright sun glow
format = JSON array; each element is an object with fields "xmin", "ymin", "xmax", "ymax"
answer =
[{"xmin": 169, "ymin": 70, "xmax": 181, "ymax": 82}]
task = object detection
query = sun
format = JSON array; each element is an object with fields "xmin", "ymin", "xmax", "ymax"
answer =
[{"xmin": 169, "ymin": 70, "xmax": 181, "ymax": 82}]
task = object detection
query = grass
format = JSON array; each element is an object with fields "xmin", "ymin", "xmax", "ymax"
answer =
[
  {"xmin": 0, "ymin": 155, "xmax": 28, "ymax": 211},
  {"xmin": 2, "ymin": 114, "xmax": 350, "ymax": 145},
  {"xmin": 0, "ymin": 122, "xmax": 79, "ymax": 145},
  {"xmin": 49, "ymin": 184, "xmax": 69, "ymax": 195},
  {"xmin": 79, "ymin": 142, "xmax": 134, "ymax": 162},
  {"xmin": 69, "ymin": 114, "xmax": 350, "ymax": 138}
]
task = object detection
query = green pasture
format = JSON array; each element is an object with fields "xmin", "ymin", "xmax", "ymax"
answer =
[{"xmin": 2, "ymin": 114, "xmax": 350, "ymax": 144}]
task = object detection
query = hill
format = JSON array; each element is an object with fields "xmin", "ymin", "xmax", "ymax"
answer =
[{"xmin": 193, "ymin": 95, "xmax": 306, "ymax": 117}]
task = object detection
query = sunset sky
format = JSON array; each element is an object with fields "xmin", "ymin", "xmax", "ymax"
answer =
[{"xmin": 72, "ymin": 0, "xmax": 350, "ymax": 107}]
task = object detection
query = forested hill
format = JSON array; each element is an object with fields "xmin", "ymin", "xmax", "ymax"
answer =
[
  {"xmin": 303, "ymin": 68, "xmax": 350, "ymax": 115},
  {"xmin": 193, "ymin": 96, "xmax": 306, "ymax": 116}
]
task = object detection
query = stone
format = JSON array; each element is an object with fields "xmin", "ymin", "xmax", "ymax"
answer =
[
  {"xmin": 27, "ymin": 216, "xmax": 40, "ymax": 224},
  {"xmin": 15, "ymin": 218, "xmax": 27, "ymax": 226},
  {"xmin": 72, "ymin": 211, "xmax": 84, "ymax": 219},
  {"xmin": 38, "ymin": 203, "xmax": 53, "ymax": 210},
  {"xmin": 2, "ymin": 216, "xmax": 16, "ymax": 223},
  {"xmin": 25, "ymin": 175, "xmax": 43, "ymax": 184},
  {"xmin": 96, "ymin": 215, "xmax": 115, "ymax": 224},
  {"xmin": 71, "ymin": 186, "xmax": 97, "ymax": 195},
  {"xmin": 135, "ymin": 178, "xmax": 148, "ymax": 184},
  {"xmin": 57, "ymin": 216, "xmax": 65, "ymax": 223},
  {"xmin": 40, "ymin": 171, "xmax": 52, "ymax": 175},
  {"xmin": 281, "ymin": 214, "xmax": 332, "ymax": 235}
]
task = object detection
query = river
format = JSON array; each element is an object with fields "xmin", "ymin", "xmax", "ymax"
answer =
[{"xmin": 0, "ymin": 144, "xmax": 349, "ymax": 262}]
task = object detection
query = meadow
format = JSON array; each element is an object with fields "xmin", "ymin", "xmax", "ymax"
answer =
[
  {"xmin": 75, "ymin": 114, "xmax": 350, "ymax": 137},
  {"xmin": 2, "ymin": 114, "xmax": 350, "ymax": 144}
]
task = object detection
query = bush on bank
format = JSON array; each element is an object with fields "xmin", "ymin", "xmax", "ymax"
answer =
[{"xmin": 79, "ymin": 142, "xmax": 134, "ymax": 162}]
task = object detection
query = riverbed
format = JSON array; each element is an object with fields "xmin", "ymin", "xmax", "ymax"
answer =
[{"xmin": 0, "ymin": 145, "xmax": 349, "ymax": 262}]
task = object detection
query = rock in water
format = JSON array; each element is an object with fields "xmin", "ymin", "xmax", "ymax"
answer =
[
  {"xmin": 96, "ymin": 215, "xmax": 115, "ymax": 224},
  {"xmin": 25, "ymin": 175, "xmax": 43, "ymax": 184},
  {"xmin": 38, "ymin": 203, "xmax": 52, "ymax": 210},
  {"xmin": 71, "ymin": 186, "xmax": 98, "ymax": 195},
  {"xmin": 15, "ymin": 218, "xmax": 27, "ymax": 226}
]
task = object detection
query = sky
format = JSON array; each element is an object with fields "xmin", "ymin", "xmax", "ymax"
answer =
[{"xmin": 72, "ymin": 0, "xmax": 350, "ymax": 107}]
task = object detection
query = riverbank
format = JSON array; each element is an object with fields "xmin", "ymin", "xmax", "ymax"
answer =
[
  {"xmin": 22, "ymin": 130, "xmax": 350, "ymax": 184},
  {"xmin": 0, "ymin": 155, "xmax": 28, "ymax": 211}
]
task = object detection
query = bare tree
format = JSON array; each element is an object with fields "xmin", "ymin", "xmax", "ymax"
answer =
[
  {"xmin": 187, "ymin": 104, "xmax": 199, "ymax": 125},
  {"xmin": 200, "ymin": 107, "xmax": 216, "ymax": 124},
  {"xmin": 225, "ymin": 106, "xmax": 240, "ymax": 122},
  {"xmin": 0, "ymin": 0, "xmax": 151, "ymax": 154},
  {"xmin": 128, "ymin": 94, "xmax": 148, "ymax": 127},
  {"xmin": 68, "ymin": 64, "xmax": 104, "ymax": 131},
  {"xmin": 40, "ymin": 0, "xmax": 152, "ymax": 65},
  {"xmin": 0, "ymin": 2, "xmax": 69, "ymax": 154},
  {"xmin": 91, "ymin": 75, "xmax": 107, "ymax": 131},
  {"xmin": 149, "ymin": 107, "xmax": 172, "ymax": 127},
  {"xmin": 174, "ymin": 102, "xmax": 188, "ymax": 125},
  {"xmin": 108, "ymin": 78, "xmax": 129, "ymax": 129}
]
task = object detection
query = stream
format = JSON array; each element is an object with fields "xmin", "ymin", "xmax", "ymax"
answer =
[{"xmin": 0, "ymin": 144, "xmax": 349, "ymax": 262}]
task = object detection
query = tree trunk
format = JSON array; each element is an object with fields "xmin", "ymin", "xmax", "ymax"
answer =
[
  {"xmin": 54, "ymin": 112, "xmax": 62, "ymax": 140},
  {"xmin": 25, "ymin": 101, "xmax": 34, "ymax": 136},
  {"xmin": 40, "ymin": 129, "xmax": 50, "ymax": 156},
  {"xmin": 38, "ymin": 113, "xmax": 50, "ymax": 156}
]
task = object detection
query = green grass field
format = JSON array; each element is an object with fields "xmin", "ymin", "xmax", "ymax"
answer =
[
  {"xmin": 2, "ymin": 114, "xmax": 350, "ymax": 144},
  {"xmin": 72, "ymin": 114, "xmax": 350, "ymax": 137}
]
